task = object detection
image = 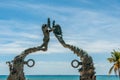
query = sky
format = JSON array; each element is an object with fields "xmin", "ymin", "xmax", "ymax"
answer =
[{"xmin": 0, "ymin": 0, "xmax": 120, "ymax": 75}]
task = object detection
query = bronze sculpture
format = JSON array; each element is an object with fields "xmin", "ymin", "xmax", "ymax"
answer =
[
  {"xmin": 53, "ymin": 22, "xmax": 96, "ymax": 80},
  {"xmin": 6, "ymin": 18, "xmax": 96, "ymax": 80}
]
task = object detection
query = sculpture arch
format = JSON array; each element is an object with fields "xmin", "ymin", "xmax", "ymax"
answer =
[{"xmin": 7, "ymin": 18, "xmax": 96, "ymax": 80}]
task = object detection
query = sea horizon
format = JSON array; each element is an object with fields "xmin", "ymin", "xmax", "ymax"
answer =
[
  {"xmin": 0, "ymin": 75, "xmax": 119, "ymax": 80},
  {"xmin": 0, "ymin": 74, "xmax": 117, "ymax": 76}
]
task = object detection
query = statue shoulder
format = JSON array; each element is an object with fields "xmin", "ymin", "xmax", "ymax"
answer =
[{"xmin": 53, "ymin": 24, "xmax": 62, "ymax": 35}]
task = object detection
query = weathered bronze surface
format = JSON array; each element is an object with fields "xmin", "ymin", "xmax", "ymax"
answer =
[
  {"xmin": 52, "ymin": 21, "xmax": 96, "ymax": 80},
  {"xmin": 7, "ymin": 18, "xmax": 96, "ymax": 80}
]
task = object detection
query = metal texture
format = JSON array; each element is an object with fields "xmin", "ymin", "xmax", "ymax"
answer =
[{"xmin": 7, "ymin": 18, "xmax": 96, "ymax": 80}]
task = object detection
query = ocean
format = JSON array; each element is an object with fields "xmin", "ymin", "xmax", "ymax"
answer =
[{"xmin": 0, "ymin": 75, "xmax": 119, "ymax": 80}]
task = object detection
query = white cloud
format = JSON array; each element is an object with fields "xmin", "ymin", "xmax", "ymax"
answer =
[
  {"xmin": 0, "ymin": 62, "xmax": 9, "ymax": 75},
  {"xmin": 24, "ymin": 61, "xmax": 79, "ymax": 75},
  {"xmin": 0, "ymin": 38, "xmax": 70, "ymax": 54},
  {"xmin": 1, "ymin": 61, "xmax": 113, "ymax": 75},
  {"xmin": 1, "ymin": 31, "xmax": 120, "ymax": 55},
  {"xmin": 0, "ymin": 42, "xmax": 26, "ymax": 54},
  {"xmin": 65, "ymin": 40, "xmax": 120, "ymax": 54},
  {"xmin": 0, "ymin": 61, "xmax": 79, "ymax": 75},
  {"xmin": 18, "ymin": 32, "xmax": 40, "ymax": 39},
  {"xmin": 95, "ymin": 62, "xmax": 114, "ymax": 75},
  {"xmin": 83, "ymin": 41, "xmax": 120, "ymax": 53}
]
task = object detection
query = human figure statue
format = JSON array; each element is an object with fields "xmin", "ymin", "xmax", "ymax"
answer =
[{"xmin": 37, "ymin": 24, "xmax": 53, "ymax": 51}]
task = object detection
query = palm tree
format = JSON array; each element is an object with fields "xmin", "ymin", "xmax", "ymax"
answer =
[{"xmin": 107, "ymin": 49, "xmax": 120, "ymax": 78}]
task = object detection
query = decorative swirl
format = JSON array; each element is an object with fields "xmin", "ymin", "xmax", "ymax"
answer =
[
  {"xmin": 24, "ymin": 59, "xmax": 35, "ymax": 67},
  {"xmin": 71, "ymin": 59, "xmax": 82, "ymax": 68}
]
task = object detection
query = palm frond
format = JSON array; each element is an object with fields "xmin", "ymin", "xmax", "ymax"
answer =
[
  {"xmin": 107, "ymin": 58, "xmax": 115, "ymax": 63},
  {"xmin": 108, "ymin": 49, "xmax": 120, "ymax": 77},
  {"xmin": 108, "ymin": 65, "xmax": 114, "ymax": 75}
]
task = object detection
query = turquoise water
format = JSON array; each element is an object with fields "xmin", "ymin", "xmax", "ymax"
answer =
[{"xmin": 0, "ymin": 75, "xmax": 119, "ymax": 80}]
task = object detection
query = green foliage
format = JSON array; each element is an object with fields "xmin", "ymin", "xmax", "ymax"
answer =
[{"xmin": 107, "ymin": 49, "xmax": 120, "ymax": 77}]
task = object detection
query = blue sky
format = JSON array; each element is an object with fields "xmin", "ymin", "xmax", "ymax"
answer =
[{"xmin": 0, "ymin": 0, "xmax": 120, "ymax": 75}]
